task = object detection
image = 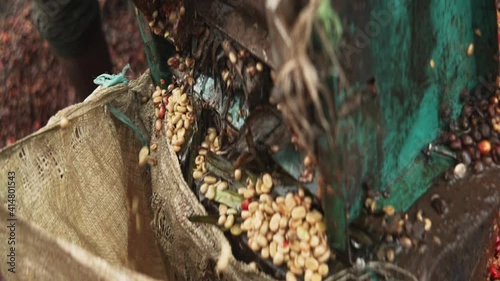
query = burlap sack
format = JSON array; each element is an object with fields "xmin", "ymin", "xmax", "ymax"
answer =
[{"xmin": 0, "ymin": 71, "xmax": 273, "ymax": 281}]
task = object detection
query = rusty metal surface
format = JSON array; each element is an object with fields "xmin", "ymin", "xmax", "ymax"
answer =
[
  {"xmin": 395, "ymin": 168, "xmax": 500, "ymax": 281},
  {"xmin": 192, "ymin": 0, "xmax": 275, "ymax": 68}
]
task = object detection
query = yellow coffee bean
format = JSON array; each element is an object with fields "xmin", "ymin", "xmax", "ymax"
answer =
[
  {"xmin": 304, "ymin": 257, "xmax": 319, "ymax": 271},
  {"xmin": 193, "ymin": 170, "xmax": 203, "ymax": 180},
  {"xmin": 318, "ymin": 263, "xmax": 328, "ymax": 277},
  {"xmin": 224, "ymin": 214, "xmax": 235, "ymax": 229},
  {"xmin": 204, "ymin": 175, "xmax": 217, "ymax": 184},
  {"xmin": 230, "ymin": 224, "xmax": 242, "ymax": 236},
  {"xmin": 218, "ymin": 215, "xmax": 226, "ymax": 226},
  {"xmin": 206, "ymin": 185, "xmax": 216, "ymax": 200},
  {"xmin": 234, "ymin": 169, "xmax": 242, "ymax": 181},
  {"xmin": 269, "ymin": 213, "xmax": 281, "ymax": 232}
]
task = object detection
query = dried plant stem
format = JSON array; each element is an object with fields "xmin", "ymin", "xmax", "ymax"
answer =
[{"xmin": 273, "ymin": 0, "xmax": 339, "ymax": 154}]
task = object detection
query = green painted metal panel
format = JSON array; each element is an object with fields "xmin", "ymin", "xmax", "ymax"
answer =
[
  {"xmin": 136, "ymin": 10, "xmax": 175, "ymax": 87},
  {"xmin": 372, "ymin": 0, "xmax": 496, "ymax": 208}
]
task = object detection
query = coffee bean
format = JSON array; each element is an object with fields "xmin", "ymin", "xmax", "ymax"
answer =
[
  {"xmin": 449, "ymin": 133, "xmax": 458, "ymax": 143},
  {"xmin": 488, "ymin": 104, "xmax": 496, "ymax": 116},
  {"xmin": 470, "ymin": 114, "xmax": 480, "ymax": 128},
  {"xmin": 472, "ymin": 130, "xmax": 482, "ymax": 142},
  {"xmin": 473, "ymin": 161, "xmax": 484, "ymax": 174},
  {"xmin": 483, "ymin": 156, "xmax": 493, "ymax": 166},
  {"xmin": 480, "ymin": 123, "xmax": 491, "ymax": 138},
  {"xmin": 450, "ymin": 140, "xmax": 462, "ymax": 150},
  {"xmin": 462, "ymin": 135, "xmax": 474, "ymax": 146},
  {"xmin": 430, "ymin": 195, "xmax": 447, "ymax": 215},
  {"xmin": 462, "ymin": 105, "xmax": 473, "ymax": 118},
  {"xmin": 470, "ymin": 148, "xmax": 481, "ymax": 161},
  {"xmin": 459, "ymin": 151, "xmax": 472, "ymax": 165},
  {"xmin": 494, "ymin": 146, "xmax": 500, "ymax": 161}
]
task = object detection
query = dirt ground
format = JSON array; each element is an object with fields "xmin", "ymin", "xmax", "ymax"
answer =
[{"xmin": 0, "ymin": 0, "xmax": 147, "ymax": 148}]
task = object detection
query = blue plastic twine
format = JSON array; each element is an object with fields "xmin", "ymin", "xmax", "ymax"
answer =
[{"xmin": 93, "ymin": 64, "xmax": 131, "ymax": 87}]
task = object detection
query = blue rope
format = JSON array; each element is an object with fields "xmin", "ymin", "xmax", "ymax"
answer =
[
  {"xmin": 93, "ymin": 64, "xmax": 131, "ymax": 87},
  {"xmin": 106, "ymin": 103, "xmax": 148, "ymax": 147}
]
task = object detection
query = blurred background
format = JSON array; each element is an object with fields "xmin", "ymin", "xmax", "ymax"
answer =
[{"xmin": 0, "ymin": 0, "xmax": 147, "ymax": 148}]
